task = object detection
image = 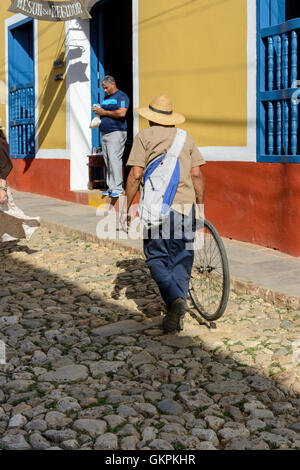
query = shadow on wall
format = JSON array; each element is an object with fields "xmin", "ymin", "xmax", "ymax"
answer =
[
  {"xmin": 23, "ymin": 42, "xmax": 89, "ymax": 174},
  {"xmin": 38, "ymin": 46, "xmax": 89, "ymax": 147}
]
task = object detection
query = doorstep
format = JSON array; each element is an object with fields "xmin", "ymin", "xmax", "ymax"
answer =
[{"xmin": 72, "ymin": 190, "xmax": 125, "ymax": 211}]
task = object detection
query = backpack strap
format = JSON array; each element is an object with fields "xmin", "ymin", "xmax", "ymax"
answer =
[
  {"xmin": 165, "ymin": 128, "xmax": 187, "ymax": 158},
  {"xmin": 140, "ymin": 128, "xmax": 187, "ymax": 190}
]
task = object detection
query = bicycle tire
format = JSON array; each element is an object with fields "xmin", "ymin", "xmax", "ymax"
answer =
[{"xmin": 189, "ymin": 219, "xmax": 230, "ymax": 321}]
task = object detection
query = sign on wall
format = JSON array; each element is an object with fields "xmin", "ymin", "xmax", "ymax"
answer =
[{"xmin": 8, "ymin": 0, "xmax": 91, "ymax": 21}]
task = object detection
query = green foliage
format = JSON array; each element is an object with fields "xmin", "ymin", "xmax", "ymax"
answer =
[
  {"xmin": 235, "ymin": 399, "xmax": 247, "ymax": 411},
  {"xmin": 194, "ymin": 406, "xmax": 209, "ymax": 417},
  {"xmin": 172, "ymin": 441, "xmax": 185, "ymax": 450},
  {"xmin": 245, "ymin": 347, "xmax": 258, "ymax": 357},
  {"xmin": 264, "ymin": 439, "xmax": 278, "ymax": 450},
  {"xmin": 221, "ymin": 372, "xmax": 230, "ymax": 378},
  {"xmin": 234, "ymin": 360, "xmax": 248, "ymax": 367},
  {"xmin": 270, "ymin": 362, "xmax": 281, "ymax": 368},
  {"xmin": 269, "ymin": 366, "xmax": 286, "ymax": 376},
  {"xmin": 262, "ymin": 425, "xmax": 274, "ymax": 433},
  {"xmin": 107, "ymin": 424, "xmax": 123, "ymax": 434},
  {"xmin": 10, "ymin": 397, "xmax": 30, "ymax": 406},
  {"xmin": 106, "ymin": 371, "xmax": 116, "ymax": 378},
  {"xmin": 44, "ymin": 401, "xmax": 56, "ymax": 410},
  {"xmin": 61, "ymin": 347, "xmax": 71, "ymax": 356},
  {"xmin": 212, "ymin": 412, "xmax": 226, "ymax": 420},
  {"xmin": 153, "ymin": 422, "xmax": 165, "ymax": 430}
]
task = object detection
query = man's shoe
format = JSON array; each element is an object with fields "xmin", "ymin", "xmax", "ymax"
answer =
[
  {"xmin": 102, "ymin": 190, "xmax": 111, "ymax": 196},
  {"xmin": 163, "ymin": 298, "xmax": 187, "ymax": 333},
  {"xmin": 177, "ymin": 316, "xmax": 184, "ymax": 332},
  {"xmin": 110, "ymin": 192, "xmax": 122, "ymax": 198}
]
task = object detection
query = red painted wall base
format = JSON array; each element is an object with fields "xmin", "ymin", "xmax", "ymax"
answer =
[
  {"xmin": 7, "ymin": 158, "xmax": 300, "ymax": 257},
  {"xmin": 8, "ymin": 159, "xmax": 88, "ymax": 205},
  {"xmin": 202, "ymin": 162, "xmax": 300, "ymax": 257}
]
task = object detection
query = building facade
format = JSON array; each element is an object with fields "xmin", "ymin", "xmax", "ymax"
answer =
[{"xmin": 1, "ymin": 0, "xmax": 300, "ymax": 256}]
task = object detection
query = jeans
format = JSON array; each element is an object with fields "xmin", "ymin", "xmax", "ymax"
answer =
[
  {"xmin": 102, "ymin": 131, "xmax": 127, "ymax": 194},
  {"xmin": 143, "ymin": 206, "xmax": 196, "ymax": 308}
]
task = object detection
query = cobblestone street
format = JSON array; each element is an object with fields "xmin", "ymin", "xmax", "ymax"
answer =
[{"xmin": 0, "ymin": 227, "xmax": 300, "ymax": 450}]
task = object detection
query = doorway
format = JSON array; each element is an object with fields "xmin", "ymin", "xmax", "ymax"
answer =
[
  {"xmin": 90, "ymin": 0, "xmax": 133, "ymax": 157},
  {"xmin": 8, "ymin": 18, "xmax": 35, "ymax": 158}
]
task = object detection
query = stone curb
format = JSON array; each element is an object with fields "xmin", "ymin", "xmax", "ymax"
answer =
[
  {"xmin": 230, "ymin": 277, "xmax": 300, "ymax": 311},
  {"xmin": 40, "ymin": 218, "xmax": 142, "ymax": 256},
  {"xmin": 40, "ymin": 218, "xmax": 300, "ymax": 312}
]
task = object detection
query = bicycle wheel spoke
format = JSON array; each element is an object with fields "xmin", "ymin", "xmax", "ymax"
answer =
[
  {"xmin": 189, "ymin": 220, "xmax": 230, "ymax": 321},
  {"xmin": 207, "ymin": 236, "xmax": 217, "ymax": 264}
]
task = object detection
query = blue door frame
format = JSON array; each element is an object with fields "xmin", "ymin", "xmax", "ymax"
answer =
[
  {"xmin": 90, "ymin": 4, "xmax": 105, "ymax": 151},
  {"xmin": 8, "ymin": 17, "xmax": 35, "ymax": 159}
]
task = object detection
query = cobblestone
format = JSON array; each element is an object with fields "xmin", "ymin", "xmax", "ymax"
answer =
[{"xmin": 0, "ymin": 228, "xmax": 299, "ymax": 450}]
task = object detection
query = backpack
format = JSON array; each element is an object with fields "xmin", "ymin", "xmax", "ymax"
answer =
[{"xmin": 138, "ymin": 128, "xmax": 187, "ymax": 228}]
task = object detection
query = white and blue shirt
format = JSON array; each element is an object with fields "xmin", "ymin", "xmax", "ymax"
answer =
[{"xmin": 100, "ymin": 90, "xmax": 129, "ymax": 133}]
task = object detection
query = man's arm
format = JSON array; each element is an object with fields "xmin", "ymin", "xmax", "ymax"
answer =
[
  {"xmin": 0, "ymin": 178, "xmax": 7, "ymax": 204},
  {"xmin": 93, "ymin": 107, "xmax": 128, "ymax": 119},
  {"xmin": 124, "ymin": 166, "xmax": 144, "ymax": 211},
  {"xmin": 119, "ymin": 166, "xmax": 143, "ymax": 232},
  {"xmin": 191, "ymin": 166, "xmax": 205, "ymax": 204}
]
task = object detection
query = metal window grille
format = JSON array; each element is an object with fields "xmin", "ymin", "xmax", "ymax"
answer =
[
  {"xmin": 257, "ymin": 1, "xmax": 300, "ymax": 162},
  {"xmin": 9, "ymin": 84, "xmax": 35, "ymax": 158}
]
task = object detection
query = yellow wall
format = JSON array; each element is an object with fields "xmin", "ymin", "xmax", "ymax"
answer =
[
  {"xmin": 1, "ymin": 0, "xmax": 247, "ymax": 152},
  {"xmin": 0, "ymin": 1, "xmax": 13, "ymax": 130},
  {"xmin": 37, "ymin": 21, "xmax": 66, "ymax": 149},
  {"xmin": 0, "ymin": 0, "xmax": 66, "ymax": 150},
  {"xmin": 138, "ymin": 0, "xmax": 247, "ymax": 147}
]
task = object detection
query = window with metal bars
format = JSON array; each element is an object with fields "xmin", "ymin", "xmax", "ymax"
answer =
[{"xmin": 257, "ymin": 0, "xmax": 300, "ymax": 162}]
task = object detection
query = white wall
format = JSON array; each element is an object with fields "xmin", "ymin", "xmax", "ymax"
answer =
[{"xmin": 65, "ymin": 19, "xmax": 91, "ymax": 191}]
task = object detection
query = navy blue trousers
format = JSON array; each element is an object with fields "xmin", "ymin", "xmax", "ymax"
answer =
[{"xmin": 143, "ymin": 207, "xmax": 196, "ymax": 308}]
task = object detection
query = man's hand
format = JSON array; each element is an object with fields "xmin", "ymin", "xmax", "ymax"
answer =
[
  {"xmin": 92, "ymin": 107, "xmax": 105, "ymax": 117},
  {"xmin": 119, "ymin": 211, "xmax": 131, "ymax": 233},
  {"xmin": 0, "ymin": 189, "xmax": 7, "ymax": 205},
  {"xmin": 92, "ymin": 107, "xmax": 128, "ymax": 119}
]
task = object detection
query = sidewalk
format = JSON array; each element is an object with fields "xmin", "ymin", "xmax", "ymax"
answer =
[{"xmin": 12, "ymin": 189, "xmax": 300, "ymax": 309}]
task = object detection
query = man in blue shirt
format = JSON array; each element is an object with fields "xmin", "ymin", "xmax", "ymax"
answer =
[{"xmin": 92, "ymin": 76, "xmax": 129, "ymax": 198}]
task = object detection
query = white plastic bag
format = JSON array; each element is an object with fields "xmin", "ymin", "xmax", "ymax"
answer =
[
  {"xmin": 89, "ymin": 117, "xmax": 101, "ymax": 129},
  {"xmin": 0, "ymin": 188, "xmax": 40, "ymax": 242}
]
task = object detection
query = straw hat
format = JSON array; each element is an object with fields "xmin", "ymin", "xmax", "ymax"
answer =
[
  {"xmin": 0, "ymin": 118, "xmax": 4, "ymax": 130},
  {"xmin": 135, "ymin": 95, "xmax": 185, "ymax": 126}
]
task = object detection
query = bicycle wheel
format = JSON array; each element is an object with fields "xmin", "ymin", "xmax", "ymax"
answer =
[{"xmin": 189, "ymin": 219, "xmax": 230, "ymax": 321}]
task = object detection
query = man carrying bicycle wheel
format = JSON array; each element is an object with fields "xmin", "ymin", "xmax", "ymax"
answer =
[{"xmin": 121, "ymin": 95, "xmax": 206, "ymax": 333}]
